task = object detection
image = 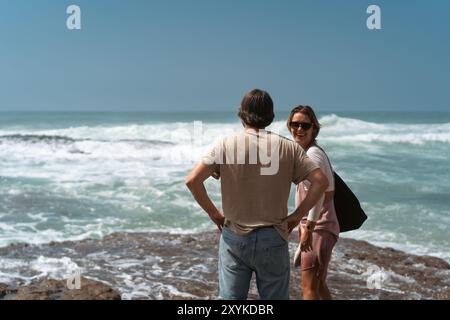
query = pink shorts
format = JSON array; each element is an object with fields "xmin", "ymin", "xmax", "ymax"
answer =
[{"xmin": 300, "ymin": 230, "xmax": 337, "ymax": 281}]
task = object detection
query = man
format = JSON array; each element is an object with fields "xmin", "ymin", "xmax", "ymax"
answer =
[{"xmin": 185, "ymin": 89, "xmax": 328, "ymax": 300}]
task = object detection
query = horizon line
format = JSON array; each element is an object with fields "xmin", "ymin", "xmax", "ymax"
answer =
[{"xmin": 0, "ymin": 109, "xmax": 449, "ymax": 113}]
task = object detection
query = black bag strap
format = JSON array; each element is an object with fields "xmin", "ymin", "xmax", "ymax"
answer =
[{"xmin": 311, "ymin": 144, "xmax": 334, "ymax": 175}]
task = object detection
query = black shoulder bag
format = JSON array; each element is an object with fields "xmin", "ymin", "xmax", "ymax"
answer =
[{"xmin": 318, "ymin": 146, "xmax": 368, "ymax": 232}]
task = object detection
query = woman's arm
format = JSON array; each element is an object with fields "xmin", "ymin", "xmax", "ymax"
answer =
[{"xmin": 284, "ymin": 168, "xmax": 329, "ymax": 233}]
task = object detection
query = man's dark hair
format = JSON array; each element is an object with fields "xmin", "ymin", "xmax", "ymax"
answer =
[{"xmin": 238, "ymin": 89, "xmax": 274, "ymax": 129}]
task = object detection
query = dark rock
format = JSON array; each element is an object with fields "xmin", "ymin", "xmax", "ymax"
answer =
[
  {"xmin": 0, "ymin": 278, "xmax": 121, "ymax": 300},
  {"xmin": 0, "ymin": 231, "xmax": 448, "ymax": 300}
]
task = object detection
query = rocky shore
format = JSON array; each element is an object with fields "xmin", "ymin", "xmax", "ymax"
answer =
[
  {"xmin": 0, "ymin": 231, "xmax": 449, "ymax": 300},
  {"xmin": 0, "ymin": 277, "xmax": 121, "ymax": 300}
]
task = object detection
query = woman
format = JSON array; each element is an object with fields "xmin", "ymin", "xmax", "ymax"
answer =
[{"xmin": 287, "ymin": 106, "xmax": 340, "ymax": 300}]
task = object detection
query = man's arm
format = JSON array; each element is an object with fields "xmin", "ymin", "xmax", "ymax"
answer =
[
  {"xmin": 185, "ymin": 163, "xmax": 224, "ymax": 231},
  {"xmin": 284, "ymin": 168, "xmax": 329, "ymax": 234}
]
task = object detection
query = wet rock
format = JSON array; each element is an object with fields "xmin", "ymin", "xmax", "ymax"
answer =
[
  {"xmin": 0, "ymin": 277, "xmax": 121, "ymax": 300},
  {"xmin": 0, "ymin": 231, "xmax": 448, "ymax": 300}
]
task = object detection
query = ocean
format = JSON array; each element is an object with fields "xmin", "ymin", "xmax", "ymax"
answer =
[{"xmin": 0, "ymin": 110, "xmax": 449, "ymax": 288}]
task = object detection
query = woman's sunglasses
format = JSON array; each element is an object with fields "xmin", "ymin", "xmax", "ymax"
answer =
[{"xmin": 289, "ymin": 122, "xmax": 313, "ymax": 130}]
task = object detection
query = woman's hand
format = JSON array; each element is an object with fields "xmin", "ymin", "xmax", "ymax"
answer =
[{"xmin": 300, "ymin": 221, "xmax": 316, "ymax": 252}]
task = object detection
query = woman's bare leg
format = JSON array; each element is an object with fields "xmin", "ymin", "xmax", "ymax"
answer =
[
  {"xmin": 301, "ymin": 269, "xmax": 320, "ymax": 300},
  {"xmin": 319, "ymin": 280, "xmax": 332, "ymax": 300}
]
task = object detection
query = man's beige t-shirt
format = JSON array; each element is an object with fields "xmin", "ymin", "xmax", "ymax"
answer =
[{"xmin": 202, "ymin": 129, "xmax": 319, "ymax": 241}]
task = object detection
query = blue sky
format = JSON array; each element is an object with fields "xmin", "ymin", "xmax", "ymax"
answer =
[{"xmin": 0, "ymin": 0, "xmax": 449, "ymax": 111}]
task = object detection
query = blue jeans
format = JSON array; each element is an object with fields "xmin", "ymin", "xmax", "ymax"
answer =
[{"xmin": 218, "ymin": 226, "xmax": 290, "ymax": 300}]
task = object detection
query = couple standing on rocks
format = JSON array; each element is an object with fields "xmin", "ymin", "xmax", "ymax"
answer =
[{"xmin": 186, "ymin": 89, "xmax": 339, "ymax": 300}]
